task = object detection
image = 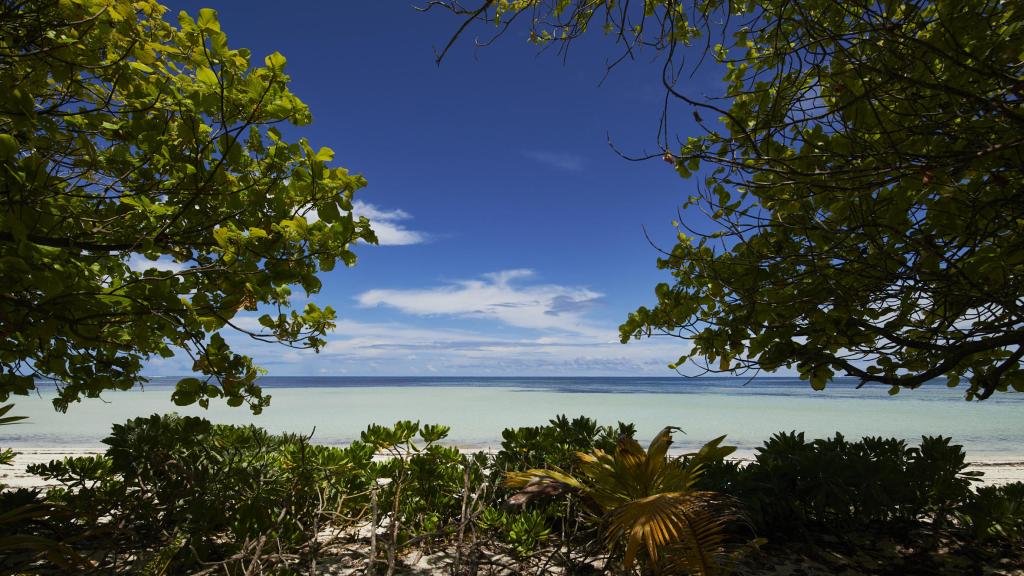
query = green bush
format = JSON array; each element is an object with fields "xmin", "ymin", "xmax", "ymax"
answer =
[
  {"xmin": 360, "ymin": 421, "xmax": 481, "ymax": 545},
  {"xmin": 0, "ymin": 488, "xmax": 89, "ymax": 572},
  {"xmin": 959, "ymin": 482, "xmax": 1024, "ymax": 543},
  {"xmin": 725, "ymin": 432, "xmax": 981, "ymax": 534},
  {"xmin": 28, "ymin": 413, "xmax": 374, "ymax": 571},
  {"xmin": 907, "ymin": 435, "xmax": 982, "ymax": 527},
  {"xmin": 492, "ymin": 415, "xmax": 635, "ymax": 475},
  {"xmin": 476, "ymin": 506, "xmax": 553, "ymax": 559}
]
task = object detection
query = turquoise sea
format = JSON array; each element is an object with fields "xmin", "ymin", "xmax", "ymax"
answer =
[{"xmin": 3, "ymin": 377, "xmax": 1023, "ymax": 459}]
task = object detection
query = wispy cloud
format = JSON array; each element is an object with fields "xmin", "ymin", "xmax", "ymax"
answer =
[
  {"xmin": 522, "ymin": 150, "xmax": 586, "ymax": 171},
  {"xmin": 356, "ymin": 270, "xmax": 603, "ymax": 335},
  {"xmin": 142, "ymin": 272, "xmax": 702, "ymax": 377},
  {"xmin": 201, "ymin": 315, "xmax": 692, "ymax": 376},
  {"xmin": 353, "ymin": 200, "xmax": 428, "ymax": 246}
]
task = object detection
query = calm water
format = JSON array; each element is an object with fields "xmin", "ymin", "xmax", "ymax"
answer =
[{"xmin": 3, "ymin": 377, "xmax": 1023, "ymax": 458}]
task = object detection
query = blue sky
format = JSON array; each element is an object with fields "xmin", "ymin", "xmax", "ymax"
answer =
[{"xmin": 149, "ymin": 1, "xmax": 725, "ymax": 377}]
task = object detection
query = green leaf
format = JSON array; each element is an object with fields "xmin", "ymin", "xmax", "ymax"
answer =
[
  {"xmin": 212, "ymin": 227, "xmax": 232, "ymax": 248},
  {"xmin": 265, "ymin": 51, "xmax": 287, "ymax": 73},
  {"xmin": 315, "ymin": 146, "xmax": 334, "ymax": 162},
  {"xmin": 171, "ymin": 377, "xmax": 203, "ymax": 406},
  {"xmin": 197, "ymin": 8, "xmax": 221, "ymax": 32},
  {"xmin": 208, "ymin": 30, "xmax": 229, "ymax": 57},
  {"xmin": 177, "ymin": 11, "xmax": 196, "ymax": 30},
  {"xmin": 196, "ymin": 66, "xmax": 218, "ymax": 87},
  {"xmin": 0, "ymin": 134, "xmax": 17, "ymax": 159}
]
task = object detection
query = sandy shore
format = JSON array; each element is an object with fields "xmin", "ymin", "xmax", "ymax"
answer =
[{"xmin": 4, "ymin": 446, "xmax": 1023, "ymax": 491}]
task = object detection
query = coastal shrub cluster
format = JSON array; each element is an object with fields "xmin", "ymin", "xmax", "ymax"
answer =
[
  {"xmin": 704, "ymin": 431, "xmax": 984, "ymax": 533},
  {"xmin": 2, "ymin": 414, "xmax": 1022, "ymax": 574},
  {"xmin": 15, "ymin": 414, "xmax": 377, "ymax": 572}
]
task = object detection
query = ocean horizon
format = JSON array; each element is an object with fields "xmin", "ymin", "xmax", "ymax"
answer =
[{"xmin": 4, "ymin": 376, "xmax": 1023, "ymax": 460}]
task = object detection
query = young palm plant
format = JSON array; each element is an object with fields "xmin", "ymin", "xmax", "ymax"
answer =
[{"xmin": 506, "ymin": 427, "xmax": 748, "ymax": 576}]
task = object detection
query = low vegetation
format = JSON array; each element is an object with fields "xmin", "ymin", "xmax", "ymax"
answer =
[{"xmin": 1, "ymin": 413, "xmax": 1022, "ymax": 574}]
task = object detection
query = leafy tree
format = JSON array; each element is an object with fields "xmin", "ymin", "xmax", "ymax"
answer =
[
  {"xmin": 0, "ymin": 0, "xmax": 374, "ymax": 411},
  {"xmin": 436, "ymin": 0, "xmax": 1024, "ymax": 399}
]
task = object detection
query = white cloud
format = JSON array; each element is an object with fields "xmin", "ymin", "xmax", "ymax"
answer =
[
  {"xmin": 142, "ymin": 274, "xmax": 700, "ymax": 377},
  {"xmin": 225, "ymin": 314, "xmax": 264, "ymax": 332},
  {"xmin": 352, "ymin": 200, "xmax": 427, "ymax": 246},
  {"xmin": 356, "ymin": 270, "xmax": 604, "ymax": 335},
  {"xmin": 304, "ymin": 201, "xmax": 427, "ymax": 246},
  {"xmin": 128, "ymin": 255, "xmax": 187, "ymax": 274},
  {"xmin": 352, "ymin": 201, "xmax": 411, "ymax": 222},
  {"xmin": 292, "ymin": 318, "xmax": 689, "ymax": 375},
  {"xmin": 145, "ymin": 315, "xmax": 695, "ymax": 377},
  {"xmin": 522, "ymin": 150, "xmax": 586, "ymax": 171}
]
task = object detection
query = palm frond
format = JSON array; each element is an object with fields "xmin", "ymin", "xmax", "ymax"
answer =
[
  {"xmin": 665, "ymin": 495, "xmax": 732, "ymax": 576},
  {"xmin": 505, "ymin": 428, "xmax": 752, "ymax": 576},
  {"xmin": 505, "ymin": 467, "xmax": 581, "ymax": 489},
  {"xmin": 647, "ymin": 427, "xmax": 679, "ymax": 463},
  {"xmin": 0, "ymin": 403, "xmax": 27, "ymax": 426},
  {"xmin": 607, "ymin": 491, "xmax": 729, "ymax": 574}
]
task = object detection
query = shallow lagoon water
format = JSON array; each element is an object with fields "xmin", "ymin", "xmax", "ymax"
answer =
[{"xmin": 3, "ymin": 377, "xmax": 1023, "ymax": 459}]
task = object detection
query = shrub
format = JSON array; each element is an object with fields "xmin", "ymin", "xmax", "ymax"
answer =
[
  {"xmin": 361, "ymin": 421, "xmax": 477, "ymax": 546},
  {"xmin": 476, "ymin": 507, "xmax": 553, "ymax": 559},
  {"xmin": 959, "ymin": 482, "xmax": 1024, "ymax": 543},
  {"xmin": 733, "ymin": 432, "xmax": 982, "ymax": 534},
  {"xmin": 28, "ymin": 413, "xmax": 373, "ymax": 572},
  {"xmin": 492, "ymin": 414, "xmax": 635, "ymax": 476},
  {"xmin": 907, "ymin": 435, "xmax": 982, "ymax": 527}
]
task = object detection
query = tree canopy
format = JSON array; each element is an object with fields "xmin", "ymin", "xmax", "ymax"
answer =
[
  {"xmin": 0, "ymin": 0, "xmax": 375, "ymax": 411},
  {"xmin": 437, "ymin": 0, "xmax": 1024, "ymax": 399}
]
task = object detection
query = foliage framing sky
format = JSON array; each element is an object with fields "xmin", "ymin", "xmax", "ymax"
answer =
[{"xmin": 148, "ymin": 1, "xmax": 724, "ymax": 377}]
